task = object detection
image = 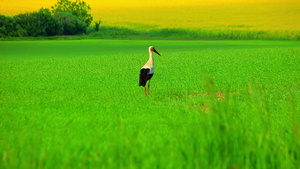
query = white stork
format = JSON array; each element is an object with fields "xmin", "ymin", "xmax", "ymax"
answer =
[{"xmin": 139, "ymin": 46, "xmax": 161, "ymax": 96}]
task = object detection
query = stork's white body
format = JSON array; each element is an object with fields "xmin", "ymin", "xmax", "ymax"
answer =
[{"xmin": 141, "ymin": 48, "xmax": 155, "ymax": 74}]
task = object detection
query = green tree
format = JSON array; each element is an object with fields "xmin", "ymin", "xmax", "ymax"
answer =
[
  {"xmin": 39, "ymin": 8, "xmax": 64, "ymax": 36},
  {"xmin": 51, "ymin": 0, "xmax": 93, "ymax": 26}
]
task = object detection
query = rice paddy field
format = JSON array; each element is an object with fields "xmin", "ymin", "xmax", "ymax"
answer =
[
  {"xmin": 1, "ymin": 0, "xmax": 300, "ymax": 168},
  {"xmin": 0, "ymin": 40, "xmax": 299, "ymax": 168}
]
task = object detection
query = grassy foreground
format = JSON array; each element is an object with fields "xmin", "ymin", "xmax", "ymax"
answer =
[{"xmin": 0, "ymin": 40, "xmax": 299, "ymax": 168}]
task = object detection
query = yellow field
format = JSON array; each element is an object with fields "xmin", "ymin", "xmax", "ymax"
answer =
[
  {"xmin": 1, "ymin": 0, "xmax": 299, "ymax": 32},
  {"xmin": 96, "ymin": 3, "xmax": 300, "ymax": 31}
]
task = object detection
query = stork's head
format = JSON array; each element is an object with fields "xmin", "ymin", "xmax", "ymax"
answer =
[{"xmin": 149, "ymin": 46, "xmax": 161, "ymax": 56}]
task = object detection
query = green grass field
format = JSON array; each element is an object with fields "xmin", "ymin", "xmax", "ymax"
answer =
[{"xmin": 0, "ymin": 40, "xmax": 299, "ymax": 168}]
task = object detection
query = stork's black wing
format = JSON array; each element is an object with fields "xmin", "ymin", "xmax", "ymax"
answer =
[{"xmin": 139, "ymin": 68, "xmax": 150, "ymax": 87}]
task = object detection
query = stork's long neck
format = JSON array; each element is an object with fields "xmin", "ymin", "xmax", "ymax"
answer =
[
  {"xmin": 141, "ymin": 49, "xmax": 155, "ymax": 74},
  {"xmin": 148, "ymin": 50, "xmax": 154, "ymax": 66},
  {"xmin": 148, "ymin": 49, "xmax": 154, "ymax": 62}
]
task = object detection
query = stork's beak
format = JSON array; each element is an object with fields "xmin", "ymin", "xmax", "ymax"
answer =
[{"xmin": 154, "ymin": 49, "xmax": 161, "ymax": 56}]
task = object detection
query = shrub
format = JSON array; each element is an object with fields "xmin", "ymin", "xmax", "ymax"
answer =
[
  {"xmin": 14, "ymin": 8, "xmax": 64, "ymax": 36},
  {"xmin": 95, "ymin": 19, "xmax": 101, "ymax": 32},
  {"xmin": 0, "ymin": 14, "xmax": 27, "ymax": 37},
  {"xmin": 54, "ymin": 12, "xmax": 86, "ymax": 35}
]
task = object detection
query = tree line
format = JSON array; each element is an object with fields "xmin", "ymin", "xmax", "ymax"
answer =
[{"xmin": 0, "ymin": 0, "xmax": 94, "ymax": 37}]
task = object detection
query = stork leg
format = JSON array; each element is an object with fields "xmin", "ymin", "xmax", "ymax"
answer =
[
  {"xmin": 144, "ymin": 86, "xmax": 147, "ymax": 96},
  {"xmin": 148, "ymin": 80, "xmax": 150, "ymax": 96}
]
